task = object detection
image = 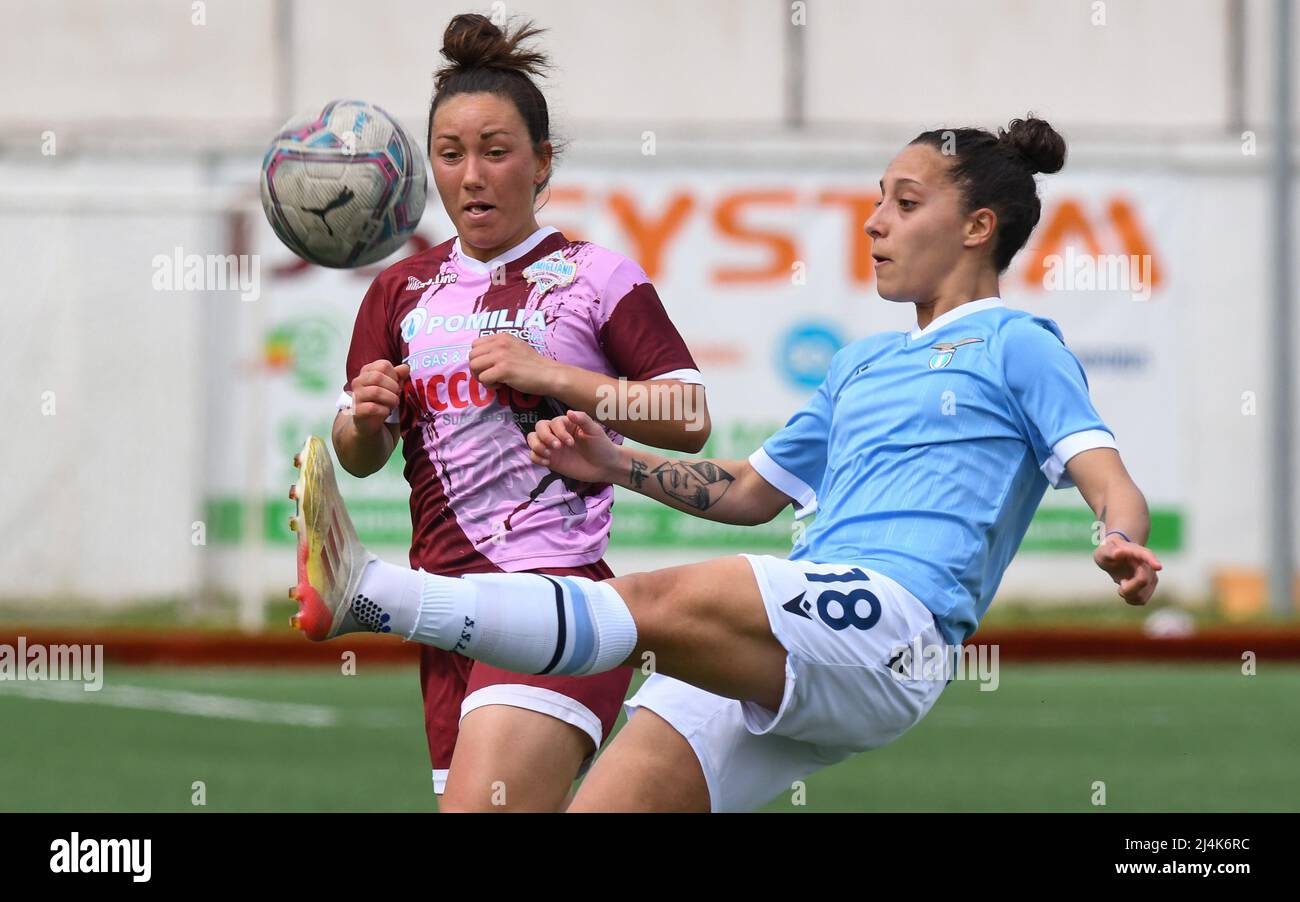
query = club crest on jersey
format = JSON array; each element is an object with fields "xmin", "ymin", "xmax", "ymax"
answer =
[
  {"xmin": 522, "ymin": 252, "xmax": 577, "ymax": 296},
  {"xmin": 928, "ymin": 337, "xmax": 984, "ymax": 369}
]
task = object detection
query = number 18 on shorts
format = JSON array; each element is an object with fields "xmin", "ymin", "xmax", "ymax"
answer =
[{"xmin": 739, "ymin": 553, "xmax": 952, "ymax": 752}]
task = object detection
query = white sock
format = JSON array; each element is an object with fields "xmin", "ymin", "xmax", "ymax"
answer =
[
  {"xmin": 352, "ymin": 559, "xmax": 425, "ymax": 637},
  {"xmin": 410, "ymin": 571, "xmax": 638, "ymax": 676}
]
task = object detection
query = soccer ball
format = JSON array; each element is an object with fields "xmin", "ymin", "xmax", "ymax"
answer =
[{"xmin": 260, "ymin": 99, "xmax": 427, "ymax": 268}]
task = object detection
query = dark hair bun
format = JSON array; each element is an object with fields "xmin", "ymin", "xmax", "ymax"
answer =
[
  {"xmin": 998, "ymin": 116, "xmax": 1066, "ymax": 175},
  {"xmin": 436, "ymin": 13, "xmax": 547, "ymax": 89}
]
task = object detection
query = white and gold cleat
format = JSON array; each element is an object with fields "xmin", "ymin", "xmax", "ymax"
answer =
[{"xmin": 288, "ymin": 435, "xmax": 377, "ymax": 641}]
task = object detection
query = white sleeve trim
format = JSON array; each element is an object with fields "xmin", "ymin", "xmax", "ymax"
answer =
[
  {"xmin": 1043, "ymin": 428, "xmax": 1117, "ymax": 489},
  {"xmin": 749, "ymin": 447, "xmax": 818, "ymax": 519},
  {"xmin": 335, "ymin": 390, "xmax": 398, "ymax": 425},
  {"xmin": 431, "ymin": 768, "xmax": 449, "ymax": 796},
  {"xmin": 645, "ymin": 367, "xmax": 705, "ymax": 387}
]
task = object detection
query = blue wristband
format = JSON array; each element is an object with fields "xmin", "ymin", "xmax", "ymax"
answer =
[{"xmin": 1105, "ymin": 530, "xmax": 1132, "ymax": 543}]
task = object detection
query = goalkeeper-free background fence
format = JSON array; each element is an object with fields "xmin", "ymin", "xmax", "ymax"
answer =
[{"xmin": 0, "ymin": 0, "xmax": 1296, "ymax": 626}]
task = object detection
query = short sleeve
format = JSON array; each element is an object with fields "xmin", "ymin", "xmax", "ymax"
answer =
[
  {"xmin": 597, "ymin": 258, "xmax": 702, "ymax": 385},
  {"xmin": 748, "ymin": 373, "xmax": 835, "ymax": 519},
  {"xmin": 1002, "ymin": 317, "xmax": 1115, "ymax": 489},
  {"xmin": 336, "ymin": 276, "xmax": 400, "ymax": 425}
]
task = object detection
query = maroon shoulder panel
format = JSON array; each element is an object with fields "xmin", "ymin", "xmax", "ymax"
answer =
[{"xmin": 598, "ymin": 281, "xmax": 699, "ymax": 381}]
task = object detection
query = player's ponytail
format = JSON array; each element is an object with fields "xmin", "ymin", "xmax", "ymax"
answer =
[
  {"xmin": 436, "ymin": 13, "xmax": 548, "ymax": 87},
  {"xmin": 911, "ymin": 114, "xmax": 1067, "ymax": 271},
  {"xmin": 427, "ymin": 13, "xmax": 560, "ymax": 193},
  {"xmin": 998, "ymin": 116, "xmax": 1066, "ymax": 176}
]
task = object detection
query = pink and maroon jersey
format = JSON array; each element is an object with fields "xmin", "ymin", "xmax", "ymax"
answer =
[{"xmin": 337, "ymin": 226, "xmax": 701, "ymax": 576}]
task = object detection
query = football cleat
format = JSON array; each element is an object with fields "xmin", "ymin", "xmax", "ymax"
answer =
[{"xmin": 288, "ymin": 435, "xmax": 377, "ymax": 641}]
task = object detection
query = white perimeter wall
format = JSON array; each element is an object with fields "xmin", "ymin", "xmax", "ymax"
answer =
[
  {"xmin": 0, "ymin": 0, "xmax": 1297, "ymax": 607},
  {"xmin": 3, "ymin": 0, "xmax": 1299, "ymax": 146}
]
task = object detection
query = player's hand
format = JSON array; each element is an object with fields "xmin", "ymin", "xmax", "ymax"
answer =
[
  {"xmin": 469, "ymin": 333, "xmax": 560, "ymax": 395},
  {"xmin": 349, "ymin": 359, "xmax": 409, "ymax": 436},
  {"xmin": 1094, "ymin": 533, "xmax": 1163, "ymax": 606},
  {"xmin": 528, "ymin": 410, "xmax": 620, "ymax": 483}
]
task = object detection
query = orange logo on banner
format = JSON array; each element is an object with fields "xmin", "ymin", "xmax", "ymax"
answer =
[
  {"xmin": 817, "ymin": 191, "xmax": 880, "ymax": 286},
  {"xmin": 607, "ymin": 190, "xmax": 694, "ymax": 280},
  {"xmin": 549, "ymin": 189, "xmax": 879, "ymax": 285},
  {"xmin": 263, "ymin": 187, "xmax": 1162, "ymax": 295},
  {"xmin": 1020, "ymin": 197, "xmax": 1162, "ymax": 291},
  {"xmin": 712, "ymin": 191, "xmax": 799, "ymax": 283}
]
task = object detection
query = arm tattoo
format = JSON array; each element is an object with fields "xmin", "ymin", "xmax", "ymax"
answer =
[
  {"xmin": 649, "ymin": 460, "xmax": 735, "ymax": 511},
  {"xmin": 629, "ymin": 458, "xmax": 647, "ymax": 490}
]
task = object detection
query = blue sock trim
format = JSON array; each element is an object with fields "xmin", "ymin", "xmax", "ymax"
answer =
[{"xmin": 554, "ymin": 576, "xmax": 597, "ymax": 674}]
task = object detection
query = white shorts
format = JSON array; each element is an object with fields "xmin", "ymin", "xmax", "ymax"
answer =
[{"xmin": 624, "ymin": 554, "xmax": 952, "ymax": 812}]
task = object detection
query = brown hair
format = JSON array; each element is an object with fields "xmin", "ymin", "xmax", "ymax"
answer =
[
  {"xmin": 427, "ymin": 14, "xmax": 559, "ymax": 195},
  {"xmin": 910, "ymin": 115, "xmax": 1067, "ymax": 271}
]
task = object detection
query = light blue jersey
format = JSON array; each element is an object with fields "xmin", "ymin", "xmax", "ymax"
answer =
[{"xmin": 749, "ymin": 298, "xmax": 1115, "ymax": 645}]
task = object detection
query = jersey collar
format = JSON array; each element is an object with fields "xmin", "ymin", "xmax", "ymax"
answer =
[
  {"xmin": 452, "ymin": 226, "xmax": 560, "ymax": 274},
  {"xmin": 909, "ymin": 297, "xmax": 1004, "ymax": 340}
]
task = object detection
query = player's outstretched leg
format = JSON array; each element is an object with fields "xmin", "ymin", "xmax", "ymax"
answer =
[
  {"xmin": 288, "ymin": 435, "xmax": 388, "ymax": 640},
  {"xmin": 289, "ymin": 434, "xmax": 788, "ymax": 709}
]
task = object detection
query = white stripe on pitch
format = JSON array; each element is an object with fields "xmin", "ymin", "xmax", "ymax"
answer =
[{"xmin": 0, "ymin": 681, "xmax": 339, "ymax": 728}]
